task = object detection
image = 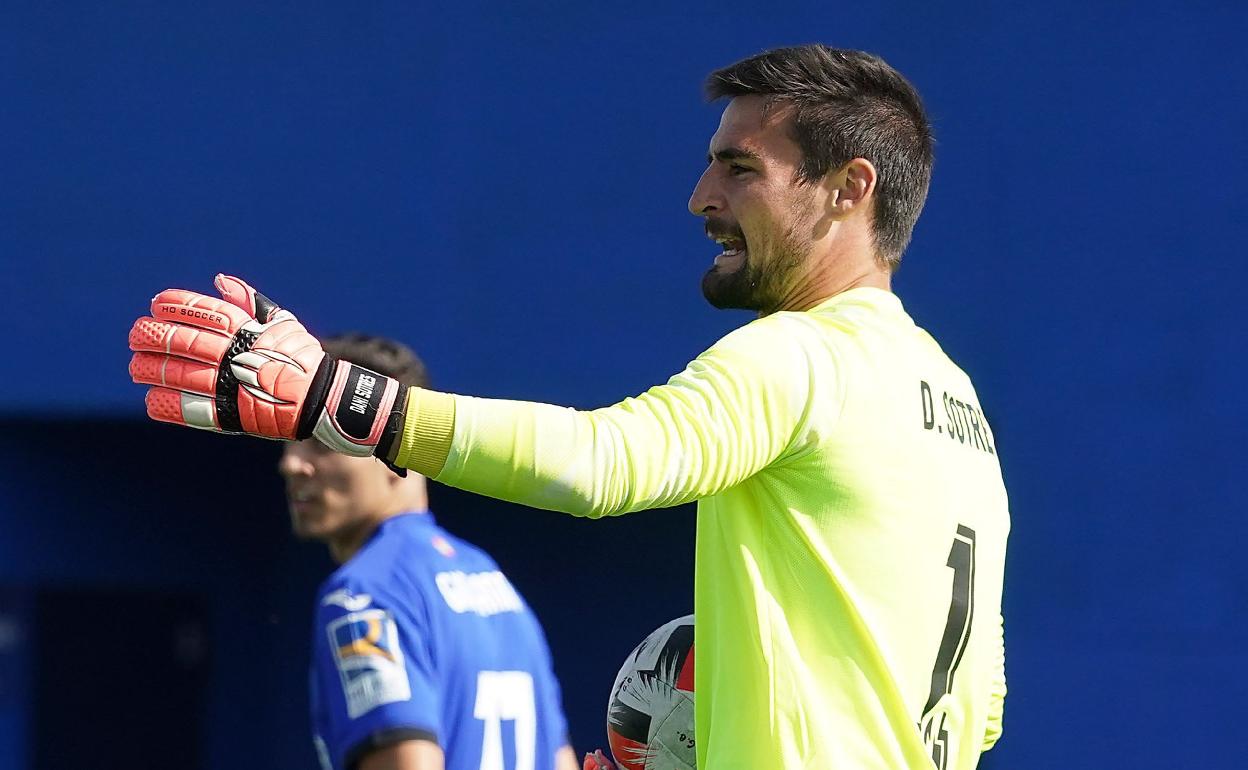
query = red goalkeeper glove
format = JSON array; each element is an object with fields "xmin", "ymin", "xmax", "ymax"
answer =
[{"xmin": 128, "ymin": 274, "xmax": 406, "ymax": 462}]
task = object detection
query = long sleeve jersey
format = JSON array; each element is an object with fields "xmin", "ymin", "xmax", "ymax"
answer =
[{"xmin": 395, "ymin": 287, "xmax": 1009, "ymax": 770}]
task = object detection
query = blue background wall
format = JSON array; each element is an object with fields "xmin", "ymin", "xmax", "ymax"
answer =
[{"xmin": 2, "ymin": 1, "xmax": 1246, "ymax": 767}]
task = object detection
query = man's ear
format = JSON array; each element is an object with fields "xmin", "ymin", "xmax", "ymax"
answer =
[{"xmin": 824, "ymin": 157, "xmax": 878, "ymax": 217}]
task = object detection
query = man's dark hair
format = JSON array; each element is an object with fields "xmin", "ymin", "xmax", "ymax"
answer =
[
  {"xmin": 321, "ymin": 333, "xmax": 430, "ymax": 389},
  {"xmin": 705, "ymin": 45, "xmax": 934, "ymax": 268}
]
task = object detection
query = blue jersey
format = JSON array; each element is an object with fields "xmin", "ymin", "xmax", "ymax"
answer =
[{"xmin": 310, "ymin": 511, "xmax": 569, "ymax": 770}]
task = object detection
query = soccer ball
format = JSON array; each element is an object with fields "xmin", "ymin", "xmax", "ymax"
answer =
[{"xmin": 605, "ymin": 615, "xmax": 696, "ymax": 770}]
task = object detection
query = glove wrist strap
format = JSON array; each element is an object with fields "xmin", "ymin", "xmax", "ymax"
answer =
[
  {"xmin": 374, "ymin": 384, "xmax": 410, "ymax": 475},
  {"xmin": 296, "ymin": 354, "xmax": 339, "ymax": 440},
  {"xmin": 310, "ymin": 361, "xmax": 402, "ymax": 458}
]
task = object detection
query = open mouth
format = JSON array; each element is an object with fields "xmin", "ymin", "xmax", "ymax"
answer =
[
  {"xmin": 712, "ymin": 235, "xmax": 747, "ymax": 268},
  {"xmin": 707, "ymin": 226, "xmax": 748, "ymax": 268},
  {"xmin": 288, "ymin": 488, "xmax": 319, "ymax": 511}
]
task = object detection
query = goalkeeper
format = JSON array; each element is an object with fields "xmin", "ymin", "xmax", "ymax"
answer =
[{"xmin": 129, "ymin": 45, "xmax": 1009, "ymax": 770}]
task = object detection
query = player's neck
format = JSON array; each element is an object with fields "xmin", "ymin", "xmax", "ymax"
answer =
[
  {"xmin": 328, "ymin": 520, "xmax": 380, "ymax": 564},
  {"xmin": 327, "ymin": 489, "xmax": 429, "ymax": 564},
  {"xmin": 766, "ymin": 258, "xmax": 892, "ymax": 315}
]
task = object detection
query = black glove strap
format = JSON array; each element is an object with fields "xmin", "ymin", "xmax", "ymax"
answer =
[
  {"xmin": 374, "ymin": 383, "xmax": 410, "ymax": 478},
  {"xmin": 295, "ymin": 353, "xmax": 339, "ymax": 440}
]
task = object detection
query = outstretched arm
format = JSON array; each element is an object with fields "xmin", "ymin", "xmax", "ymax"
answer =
[{"xmin": 130, "ymin": 275, "xmax": 826, "ymax": 517}]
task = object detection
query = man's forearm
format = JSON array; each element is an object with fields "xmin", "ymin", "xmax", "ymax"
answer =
[{"xmin": 389, "ymin": 388, "xmax": 456, "ymax": 475}]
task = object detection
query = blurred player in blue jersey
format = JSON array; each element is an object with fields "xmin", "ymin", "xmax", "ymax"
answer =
[{"xmin": 279, "ymin": 333, "xmax": 579, "ymax": 770}]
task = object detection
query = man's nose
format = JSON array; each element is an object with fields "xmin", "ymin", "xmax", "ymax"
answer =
[
  {"xmin": 688, "ymin": 167, "xmax": 721, "ymax": 216},
  {"xmin": 278, "ymin": 447, "xmax": 313, "ymax": 478}
]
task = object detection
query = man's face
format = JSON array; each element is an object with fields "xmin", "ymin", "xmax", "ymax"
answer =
[
  {"xmin": 278, "ymin": 439, "xmax": 394, "ymax": 542},
  {"xmin": 688, "ymin": 95, "xmax": 824, "ymax": 312}
]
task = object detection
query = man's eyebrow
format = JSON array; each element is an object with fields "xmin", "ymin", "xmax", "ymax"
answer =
[{"xmin": 707, "ymin": 147, "xmax": 762, "ymax": 164}]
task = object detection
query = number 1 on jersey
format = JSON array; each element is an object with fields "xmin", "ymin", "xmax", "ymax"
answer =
[
  {"xmin": 474, "ymin": 670, "xmax": 537, "ymax": 770},
  {"xmin": 921, "ymin": 525, "xmax": 977, "ymax": 770}
]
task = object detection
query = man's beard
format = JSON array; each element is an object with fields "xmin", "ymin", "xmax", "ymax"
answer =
[
  {"xmin": 701, "ymin": 234, "xmax": 806, "ymax": 313},
  {"xmin": 701, "ymin": 255, "xmax": 763, "ymax": 310}
]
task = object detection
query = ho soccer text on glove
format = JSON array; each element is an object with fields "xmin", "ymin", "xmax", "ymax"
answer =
[{"xmin": 128, "ymin": 274, "xmax": 407, "ymax": 462}]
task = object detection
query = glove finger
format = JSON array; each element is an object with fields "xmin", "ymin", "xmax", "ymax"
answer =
[
  {"xmin": 149, "ymin": 288, "xmax": 255, "ymax": 334},
  {"xmin": 583, "ymin": 751, "xmax": 615, "ymax": 770},
  {"xmin": 128, "ymin": 317, "xmax": 232, "ymax": 364},
  {"xmin": 129, "ymin": 352, "xmax": 218, "ymax": 396},
  {"xmin": 215, "ymin": 274, "xmax": 286, "ymax": 324},
  {"xmin": 145, "ymin": 386, "xmax": 220, "ymax": 431}
]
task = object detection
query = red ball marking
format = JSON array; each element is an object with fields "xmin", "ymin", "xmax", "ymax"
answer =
[
  {"xmin": 604, "ymin": 736, "xmax": 647, "ymax": 770},
  {"xmin": 675, "ymin": 644, "xmax": 695, "ymax": 693}
]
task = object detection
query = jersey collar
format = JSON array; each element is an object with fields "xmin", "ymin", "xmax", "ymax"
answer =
[{"xmin": 808, "ymin": 286, "xmax": 903, "ymax": 314}]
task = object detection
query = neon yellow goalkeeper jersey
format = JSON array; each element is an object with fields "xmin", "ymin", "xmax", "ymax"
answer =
[{"xmin": 395, "ymin": 287, "xmax": 1009, "ymax": 770}]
